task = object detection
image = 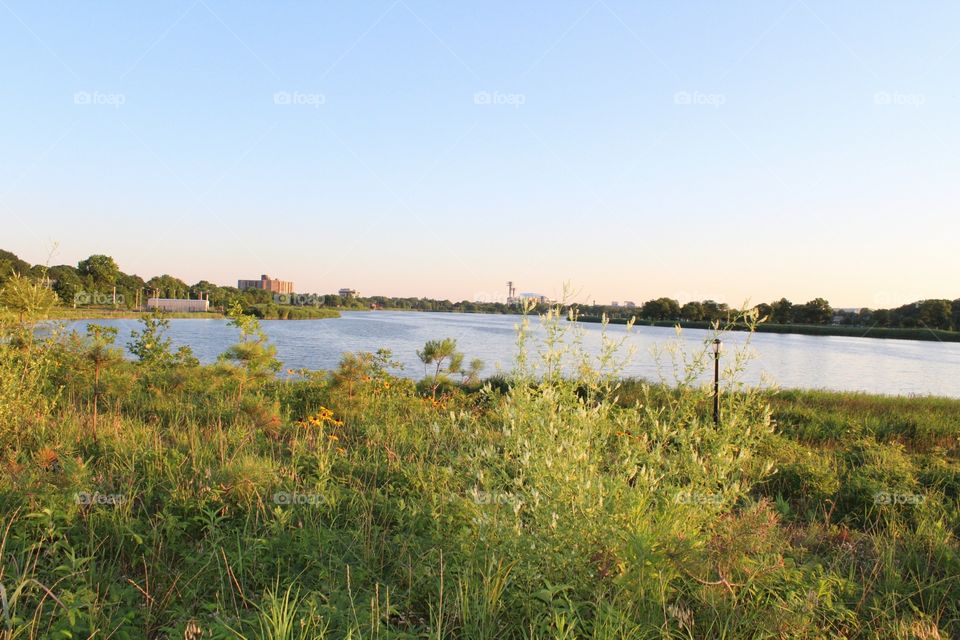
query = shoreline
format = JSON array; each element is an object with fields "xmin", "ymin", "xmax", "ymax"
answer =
[
  {"xmin": 40, "ymin": 307, "xmax": 340, "ymax": 321},
  {"xmin": 578, "ymin": 315, "xmax": 960, "ymax": 343},
  {"xmin": 47, "ymin": 306, "xmax": 960, "ymax": 343}
]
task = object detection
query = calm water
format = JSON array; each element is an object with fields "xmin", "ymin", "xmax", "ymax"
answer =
[{"xmin": 64, "ymin": 311, "xmax": 960, "ymax": 397}]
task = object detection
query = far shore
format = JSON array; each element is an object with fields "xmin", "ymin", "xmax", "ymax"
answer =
[
  {"xmin": 46, "ymin": 306, "xmax": 960, "ymax": 343},
  {"xmin": 578, "ymin": 315, "xmax": 960, "ymax": 343},
  {"xmin": 42, "ymin": 306, "xmax": 339, "ymax": 321}
]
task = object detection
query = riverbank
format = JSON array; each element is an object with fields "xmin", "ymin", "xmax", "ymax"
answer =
[
  {"xmin": 3, "ymin": 315, "xmax": 959, "ymax": 637},
  {"xmin": 44, "ymin": 307, "xmax": 225, "ymax": 320},
  {"xmin": 43, "ymin": 305, "xmax": 340, "ymax": 320},
  {"xmin": 579, "ymin": 315, "xmax": 960, "ymax": 342}
]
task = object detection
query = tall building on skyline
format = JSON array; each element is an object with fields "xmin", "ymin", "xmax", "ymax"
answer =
[{"xmin": 238, "ymin": 274, "xmax": 294, "ymax": 295}]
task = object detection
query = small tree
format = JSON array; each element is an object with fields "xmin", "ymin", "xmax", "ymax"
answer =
[
  {"xmin": 462, "ymin": 357, "xmax": 485, "ymax": 385},
  {"xmin": 85, "ymin": 325, "xmax": 122, "ymax": 438},
  {"xmin": 417, "ymin": 338, "xmax": 483, "ymax": 397},
  {"xmin": 128, "ymin": 314, "xmax": 174, "ymax": 367},
  {"xmin": 128, "ymin": 314, "xmax": 197, "ymax": 388},
  {"xmin": 219, "ymin": 302, "xmax": 280, "ymax": 402},
  {"xmin": 0, "ymin": 273, "xmax": 58, "ymax": 323}
]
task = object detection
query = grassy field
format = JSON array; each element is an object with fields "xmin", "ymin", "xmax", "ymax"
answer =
[{"xmin": 1, "ymin": 309, "xmax": 958, "ymax": 638}]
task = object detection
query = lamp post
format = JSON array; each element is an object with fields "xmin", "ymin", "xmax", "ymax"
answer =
[{"xmin": 712, "ymin": 339, "xmax": 722, "ymax": 425}]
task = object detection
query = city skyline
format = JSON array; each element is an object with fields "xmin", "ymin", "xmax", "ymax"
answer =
[{"xmin": 2, "ymin": 245, "xmax": 948, "ymax": 311}]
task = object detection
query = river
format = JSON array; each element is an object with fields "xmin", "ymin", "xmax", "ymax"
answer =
[{"xmin": 64, "ymin": 311, "xmax": 960, "ymax": 397}]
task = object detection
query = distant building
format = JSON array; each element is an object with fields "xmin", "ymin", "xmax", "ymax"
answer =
[
  {"xmin": 238, "ymin": 274, "xmax": 294, "ymax": 295},
  {"xmin": 611, "ymin": 301, "xmax": 620, "ymax": 307},
  {"xmin": 624, "ymin": 301, "xmax": 636, "ymax": 308},
  {"xmin": 147, "ymin": 298, "xmax": 209, "ymax": 313},
  {"xmin": 520, "ymin": 292, "xmax": 552, "ymax": 305},
  {"xmin": 338, "ymin": 288, "xmax": 358, "ymax": 298}
]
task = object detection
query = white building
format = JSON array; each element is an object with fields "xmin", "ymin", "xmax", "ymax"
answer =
[
  {"xmin": 519, "ymin": 292, "xmax": 552, "ymax": 304},
  {"xmin": 146, "ymin": 298, "xmax": 209, "ymax": 313}
]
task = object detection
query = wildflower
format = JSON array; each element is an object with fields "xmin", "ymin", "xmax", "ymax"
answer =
[
  {"xmin": 299, "ymin": 406, "xmax": 343, "ymax": 428},
  {"xmin": 327, "ymin": 434, "xmax": 339, "ymax": 442}
]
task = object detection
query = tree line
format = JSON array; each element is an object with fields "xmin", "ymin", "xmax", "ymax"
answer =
[{"xmin": 2, "ymin": 249, "xmax": 958, "ymax": 330}]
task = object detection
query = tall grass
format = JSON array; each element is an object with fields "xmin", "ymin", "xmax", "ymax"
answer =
[{"xmin": 0, "ymin": 305, "xmax": 957, "ymax": 638}]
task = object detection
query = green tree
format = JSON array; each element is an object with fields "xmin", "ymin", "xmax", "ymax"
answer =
[
  {"xmin": 752, "ymin": 302, "xmax": 772, "ymax": 322},
  {"xmin": 0, "ymin": 249, "xmax": 31, "ymax": 284},
  {"xmin": 681, "ymin": 301, "xmax": 705, "ymax": 321},
  {"xmin": 700, "ymin": 299, "xmax": 729, "ymax": 322},
  {"xmin": 417, "ymin": 337, "xmax": 476, "ymax": 397},
  {"xmin": 641, "ymin": 297, "xmax": 681, "ymax": 321},
  {"xmin": 146, "ymin": 274, "xmax": 189, "ymax": 299},
  {"xmin": 0, "ymin": 273, "xmax": 59, "ymax": 322},
  {"xmin": 795, "ymin": 298, "xmax": 832, "ymax": 325},
  {"xmin": 917, "ymin": 299, "xmax": 952, "ymax": 330},
  {"xmin": 769, "ymin": 298, "xmax": 794, "ymax": 324},
  {"xmin": 77, "ymin": 254, "xmax": 120, "ymax": 286},
  {"xmin": 462, "ymin": 357, "xmax": 485, "ymax": 385},
  {"xmin": 128, "ymin": 314, "xmax": 175, "ymax": 367},
  {"xmin": 219, "ymin": 302, "xmax": 280, "ymax": 402},
  {"xmin": 47, "ymin": 265, "xmax": 83, "ymax": 305},
  {"xmin": 872, "ymin": 308, "xmax": 891, "ymax": 326},
  {"xmin": 84, "ymin": 325, "xmax": 122, "ymax": 438}
]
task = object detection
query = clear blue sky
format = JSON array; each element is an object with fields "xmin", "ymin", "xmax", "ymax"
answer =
[{"xmin": 2, "ymin": 1, "xmax": 958, "ymax": 307}]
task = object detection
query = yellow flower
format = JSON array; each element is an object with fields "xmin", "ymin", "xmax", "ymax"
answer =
[
  {"xmin": 299, "ymin": 406, "xmax": 343, "ymax": 429},
  {"xmin": 328, "ymin": 434, "xmax": 339, "ymax": 442}
]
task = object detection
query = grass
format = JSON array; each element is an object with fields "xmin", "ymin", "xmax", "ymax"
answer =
[
  {"xmin": 46, "ymin": 307, "xmax": 227, "ymax": 320},
  {"xmin": 0, "ymin": 309, "xmax": 958, "ymax": 638}
]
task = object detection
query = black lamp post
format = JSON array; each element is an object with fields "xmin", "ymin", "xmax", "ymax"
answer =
[{"xmin": 712, "ymin": 338, "xmax": 722, "ymax": 425}]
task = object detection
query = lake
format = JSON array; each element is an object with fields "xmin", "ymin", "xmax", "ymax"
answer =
[{"xmin": 64, "ymin": 311, "xmax": 960, "ymax": 397}]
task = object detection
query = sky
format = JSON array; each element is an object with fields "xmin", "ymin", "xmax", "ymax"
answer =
[{"xmin": 1, "ymin": 1, "xmax": 958, "ymax": 308}]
